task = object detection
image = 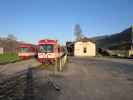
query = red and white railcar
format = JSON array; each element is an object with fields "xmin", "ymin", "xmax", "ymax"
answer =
[
  {"xmin": 17, "ymin": 43, "xmax": 37, "ymax": 60},
  {"xmin": 37, "ymin": 39, "xmax": 64, "ymax": 64}
]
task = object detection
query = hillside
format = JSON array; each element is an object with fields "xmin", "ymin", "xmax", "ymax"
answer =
[{"xmin": 92, "ymin": 26, "xmax": 133, "ymax": 50}]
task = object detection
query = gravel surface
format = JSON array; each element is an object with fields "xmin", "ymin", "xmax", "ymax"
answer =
[
  {"xmin": 0, "ymin": 57, "xmax": 133, "ymax": 100},
  {"xmin": 0, "ymin": 59, "xmax": 40, "ymax": 76},
  {"xmin": 34, "ymin": 57, "xmax": 133, "ymax": 100}
]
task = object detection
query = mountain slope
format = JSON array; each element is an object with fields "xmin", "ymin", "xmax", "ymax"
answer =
[{"xmin": 92, "ymin": 26, "xmax": 133, "ymax": 50}]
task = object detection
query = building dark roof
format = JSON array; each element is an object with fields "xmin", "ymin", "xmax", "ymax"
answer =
[
  {"xmin": 75, "ymin": 37, "xmax": 96, "ymax": 43},
  {"xmin": 66, "ymin": 41, "xmax": 74, "ymax": 46}
]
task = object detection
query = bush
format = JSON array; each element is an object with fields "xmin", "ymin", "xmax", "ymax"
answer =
[
  {"xmin": 0, "ymin": 53, "xmax": 19, "ymax": 64},
  {"xmin": 97, "ymin": 48, "xmax": 110, "ymax": 56}
]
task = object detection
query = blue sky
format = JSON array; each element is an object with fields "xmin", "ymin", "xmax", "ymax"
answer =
[{"xmin": 0, "ymin": 0, "xmax": 133, "ymax": 44}]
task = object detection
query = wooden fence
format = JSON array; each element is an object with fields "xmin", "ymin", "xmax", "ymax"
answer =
[{"xmin": 55, "ymin": 53, "xmax": 68, "ymax": 72}]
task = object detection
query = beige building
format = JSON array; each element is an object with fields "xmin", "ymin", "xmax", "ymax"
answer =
[{"xmin": 74, "ymin": 38, "xmax": 96, "ymax": 56}]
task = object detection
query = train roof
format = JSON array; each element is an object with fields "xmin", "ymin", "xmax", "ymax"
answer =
[
  {"xmin": 38, "ymin": 39, "xmax": 58, "ymax": 45},
  {"xmin": 18, "ymin": 43, "xmax": 36, "ymax": 48}
]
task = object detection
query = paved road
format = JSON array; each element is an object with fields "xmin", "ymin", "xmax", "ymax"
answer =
[{"xmin": 35, "ymin": 57, "xmax": 133, "ymax": 100}]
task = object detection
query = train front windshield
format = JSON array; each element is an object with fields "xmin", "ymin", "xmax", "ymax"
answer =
[{"xmin": 39, "ymin": 44, "xmax": 53, "ymax": 53}]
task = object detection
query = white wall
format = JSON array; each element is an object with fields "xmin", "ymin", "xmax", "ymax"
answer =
[{"xmin": 74, "ymin": 41, "xmax": 96, "ymax": 56}]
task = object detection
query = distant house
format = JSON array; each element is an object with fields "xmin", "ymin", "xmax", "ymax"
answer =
[
  {"xmin": 0, "ymin": 47, "xmax": 4, "ymax": 54},
  {"xmin": 74, "ymin": 37, "xmax": 96, "ymax": 56},
  {"xmin": 0, "ymin": 38, "xmax": 19, "ymax": 53}
]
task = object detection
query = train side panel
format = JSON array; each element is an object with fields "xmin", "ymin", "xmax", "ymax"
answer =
[{"xmin": 18, "ymin": 43, "xmax": 37, "ymax": 60}]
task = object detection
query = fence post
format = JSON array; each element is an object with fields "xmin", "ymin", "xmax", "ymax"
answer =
[
  {"xmin": 59, "ymin": 58, "xmax": 62, "ymax": 71},
  {"xmin": 54, "ymin": 58, "xmax": 58, "ymax": 74}
]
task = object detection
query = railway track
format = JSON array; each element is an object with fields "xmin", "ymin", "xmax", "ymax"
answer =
[
  {"xmin": 0, "ymin": 54, "xmax": 67, "ymax": 100},
  {"xmin": 0, "ymin": 65, "xmax": 62, "ymax": 100},
  {"xmin": 0, "ymin": 68, "xmax": 34, "ymax": 100}
]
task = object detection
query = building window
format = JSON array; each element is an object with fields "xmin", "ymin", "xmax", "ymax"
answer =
[{"xmin": 83, "ymin": 47, "xmax": 87, "ymax": 53}]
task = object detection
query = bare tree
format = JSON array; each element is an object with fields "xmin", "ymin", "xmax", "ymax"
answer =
[
  {"xmin": 73, "ymin": 24, "xmax": 84, "ymax": 40},
  {"xmin": 6, "ymin": 34, "xmax": 18, "ymax": 52},
  {"xmin": 7, "ymin": 34, "xmax": 17, "ymax": 41}
]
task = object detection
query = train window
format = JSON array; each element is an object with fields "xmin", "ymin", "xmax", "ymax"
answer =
[
  {"xmin": 47, "ymin": 45, "xmax": 53, "ymax": 52},
  {"xmin": 39, "ymin": 45, "xmax": 53, "ymax": 53},
  {"xmin": 20, "ymin": 47, "xmax": 29, "ymax": 52}
]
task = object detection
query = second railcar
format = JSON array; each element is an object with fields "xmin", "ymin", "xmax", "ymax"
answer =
[{"xmin": 18, "ymin": 43, "xmax": 37, "ymax": 60}]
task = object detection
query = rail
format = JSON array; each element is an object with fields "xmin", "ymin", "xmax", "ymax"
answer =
[
  {"xmin": 0, "ymin": 64, "xmax": 63, "ymax": 100},
  {"xmin": 0, "ymin": 68, "xmax": 34, "ymax": 100}
]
